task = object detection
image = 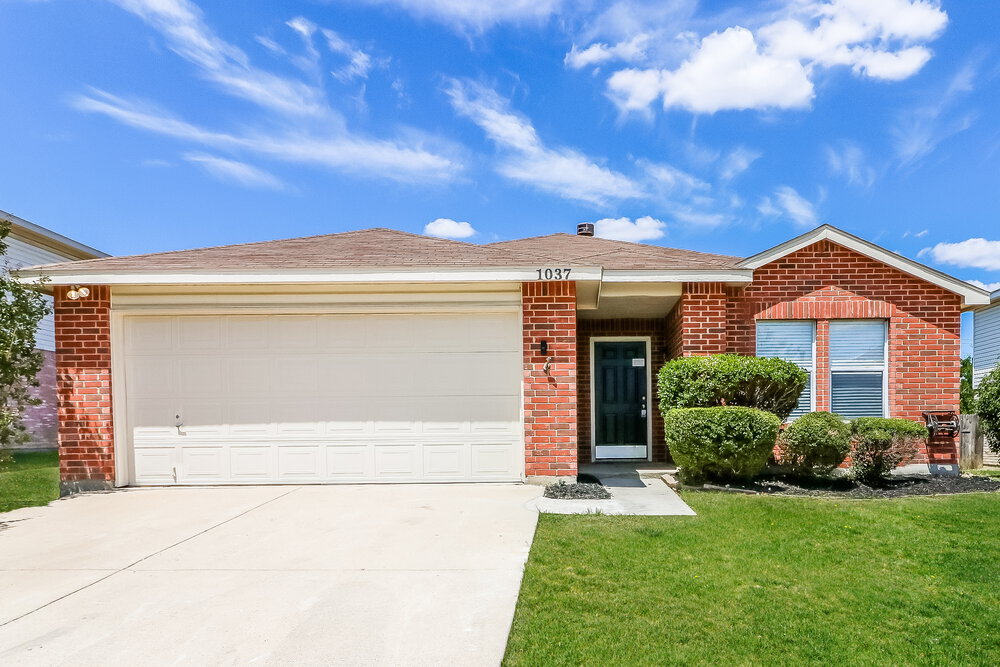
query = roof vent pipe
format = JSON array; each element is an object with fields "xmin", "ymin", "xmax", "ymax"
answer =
[{"xmin": 577, "ymin": 222, "xmax": 595, "ymax": 237}]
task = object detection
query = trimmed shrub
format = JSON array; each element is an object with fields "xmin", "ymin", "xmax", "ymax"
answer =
[
  {"xmin": 850, "ymin": 417, "xmax": 927, "ymax": 485},
  {"xmin": 976, "ymin": 366, "xmax": 1000, "ymax": 453},
  {"xmin": 778, "ymin": 411, "xmax": 852, "ymax": 476},
  {"xmin": 664, "ymin": 406, "xmax": 782, "ymax": 483},
  {"xmin": 657, "ymin": 354, "xmax": 807, "ymax": 421}
]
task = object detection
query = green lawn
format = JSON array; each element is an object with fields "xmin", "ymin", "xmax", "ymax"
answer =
[
  {"xmin": 0, "ymin": 450, "xmax": 59, "ymax": 513},
  {"xmin": 505, "ymin": 492, "xmax": 1000, "ymax": 666},
  {"xmin": 970, "ymin": 469, "xmax": 1000, "ymax": 478}
]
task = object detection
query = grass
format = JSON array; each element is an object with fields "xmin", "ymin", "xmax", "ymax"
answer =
[
  {"xmin": 504, "ymin": 491, "xmax": 1000, "ymax": 666},
  {"xmin": 0, "ymin": 450, "xmax": 59, "ymax": 513},
  {"xmin": 969, "ymin": 468, "xmax": 1000, "ymax": 478}
]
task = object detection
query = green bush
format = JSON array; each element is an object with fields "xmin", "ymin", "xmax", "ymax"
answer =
[
  {"xmin": 976, "ymin": 367, "xmax": 1000, "ymax": 453},
  {"xmin": 657, "ymin": 354, "xmax": 808, "ymax": 421},
  {"xmin": 778, "ymin": 411, "xmax": 852, "ymax": 476},
  {"xmin": 664, "ymin": 406, "xmax": 782, "ymax": 483},
  {"xmin": 850, "ymin": 417, "xmax": 927, "ymax": 485}
]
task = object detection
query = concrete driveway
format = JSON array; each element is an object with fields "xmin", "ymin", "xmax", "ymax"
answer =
[{"xmin": 0, "ymin": 484, "xmax": 542, "ymax": 666}]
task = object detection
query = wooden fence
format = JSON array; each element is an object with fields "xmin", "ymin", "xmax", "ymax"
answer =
[{"xmin": 959, "ymin": 414, "xmax": 1000, "ymax": 470}]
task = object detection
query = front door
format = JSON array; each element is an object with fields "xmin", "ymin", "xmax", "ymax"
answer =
[{"xmin": 594, "ymin": 341, "xmax": 649, "ymax": 460}]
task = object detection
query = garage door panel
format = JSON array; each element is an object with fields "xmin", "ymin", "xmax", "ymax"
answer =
[
  {"xmin": 227, "ymin": 316, "xmax": 270, "ymax": 349},
  {"xmin": 178, "ymin": 358, "xmax": 224, "ymax": 396},
  {"xmin": 269, "ymin": 315, "xmax": 317, "ymax": 348},
  {"xmin": 178, "ymin": 447, "xmax": 226, "ymax": 481},
  {"xmin": 125, "ymin": 310, "xmax": 522, "ymax": 485},
  {"xmin": 226, "ymin": 401, "xmax": 274, "ymax": 435},
  {"xmin": 422, "ymin": 445, "xmax": 466, "ymax": 478},
  {"xmin": 127, "ymin": 357, "xmax": 178, "ymax": 399},
  {"xmin": 133, "ymin": 447, "xmax": 175, "ymax": 482},
  {"xmin": 326, "ymin": 445, "xmax": 373, "ymax": 479},
  {"xmin": 277, "ymin": 446, "xmax": 322, "ymax": 479},
  {"xmin": 178, "ymin": 400, "xmax": 226, "ymax": 436},
  {"xmin": 230, "ymin": 446, "xmax": 273, "ymax": 480},
  {"xmin": 178, "ymin": 317, "xmax": 222, "ymax": 352},
  {"xmin": 374, "ymin": 445, "xmax": 419, "ymax": 478}
]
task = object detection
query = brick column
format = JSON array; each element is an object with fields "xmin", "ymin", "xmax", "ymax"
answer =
[
  {"xmin": 667, "ymin": 282, "xmax": 729, "ymax": 357},
  {"xmin": 54, "ymin": 285, "xmax": 115, "ymax": 494},
  {"xmin": 522, "ymin": 281, "xmax": 577, "ymax": 480}
]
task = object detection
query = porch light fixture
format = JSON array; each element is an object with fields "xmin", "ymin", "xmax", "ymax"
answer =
[{"xmin": 66, "ymin": 285, "xmax": 90, "ymax": 300}]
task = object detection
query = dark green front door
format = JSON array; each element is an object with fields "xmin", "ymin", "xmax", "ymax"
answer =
[{"xmin": 594, "ymin": 341, "xmax": 648, "ymax": 459}]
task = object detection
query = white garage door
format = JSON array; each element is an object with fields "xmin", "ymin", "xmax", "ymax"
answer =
[{"xmin": 123, "ymin": 311, "xmax": 523, "ymax": 484}]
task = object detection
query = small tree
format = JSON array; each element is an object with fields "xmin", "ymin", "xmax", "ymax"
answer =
[
  {"xmin": 976, "ymin": 366, "xmax": 1000, "ymax": 454},
  {"xmin": 960, "ymin": 356, "xmax": 974, "ymax": 414},
  {"xmin": 1, "ymin": 220, "xmax": 51, "ymax": 466}
]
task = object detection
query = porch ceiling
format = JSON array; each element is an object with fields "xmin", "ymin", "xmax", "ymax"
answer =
[{"xmin": 578, "ymin": 282, "xmax": 681, "ymax": 320}]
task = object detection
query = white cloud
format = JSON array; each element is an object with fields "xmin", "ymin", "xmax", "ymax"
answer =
[
  {"xmin": 342, "ymin": 0, "xmax": 561, "ymax": 32},
  {"xmin": 759, "ymin": 186, "xmax": 819, "ymax": 227},
  {"xmin": 184, "ymin": 153, "xmax": 285, "ymax": 190},
  {"xmin": 967, "ymin": 279, "xmax": 1000, "ymax": 293},
  {"xmin": 599, "ymin": 0, "xmax": 947, "ymax": 115},
  {"xmin": 565, "ymin": 34, "xmax": 650, "ymax": 69},
  {"xmin": 922, "ymin": 238, "xmax": 1000, "ymax": 271},
  {"xmin": 77, "ymin": 2, "xmax": 459, "ymax": 183},
  {"xmin": 610, "ymin": 27, "xmax": 815, "ymax": 113},
  {"xmin": 825, "ymin": 140, "xmax": 876, "ymax": 187},
  {"xmin": 902, "ymin": 228, "xmax": 929, "ymax": 238},
  {"xmin": 718, "ymin": 146, "xmax": 761, "ymax": 181},
  {"xmin": 893, "ymin": 59, "xmax": 979, "ymax": 166},
  {"xmin": 424, "ymin": 217, "xmax": 476, "ymax": 239},
  {"xmin": 591, "ymin": 216, "xmax": 667, "ymax": 242},
  {"xmin": 73, "ymin": 89, "xmax": 457, "ymax": 182},
  {"xmin": 444, "ymin": 79, "xmax": 645, "ymax": 206}
]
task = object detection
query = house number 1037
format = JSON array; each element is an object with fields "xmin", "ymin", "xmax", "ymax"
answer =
[{"xmin": 535, "ymin": 268, "xmax": 572, "ymax": 280}]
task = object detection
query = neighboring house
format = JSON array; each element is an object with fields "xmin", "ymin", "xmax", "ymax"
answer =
[
  {"xmin": 973, "ymin": 289, "xmax": 1000, "ymax": 467},
  {"xmin": 1, "ymin": 210, "xmax": 107, "ymax": 449},
  {"xmin": 15, "ymin": 223, "xmax": 988, "ymax": 493}
]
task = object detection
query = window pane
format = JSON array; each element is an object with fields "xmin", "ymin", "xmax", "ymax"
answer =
[
  {"xmin": 757, "ymin": 321, "xmax": 813, "ymax": 419},
  {"xmin": 830, "ymin": 321, "xmax": 885, "ymax": 369},
  {"xmin": 831, "ymin": 372, "xmax": 884, "ymax": 419}
]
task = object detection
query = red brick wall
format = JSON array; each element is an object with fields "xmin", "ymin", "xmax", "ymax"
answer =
[
  {"xmin": 666, "ymin": 282, "xmax": 728, "ymax": 356},
  {"xmin": 522, "ymin": 281, "xmax": 577, "ymax": 477},
  {"xmin": 726, "ymin": 240, "xmax": 961, "ymax": 466},
  {"xmin": 577, "ymin": 319, "xmax": 669, "ymax": 463},
  {"xmin": 54, "ymin": 285, "xmax": 115, "ymax": 492}
]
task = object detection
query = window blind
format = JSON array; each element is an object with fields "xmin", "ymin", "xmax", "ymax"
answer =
[
  {"xmin": 830, "ymin": 320, "xmax": 886, "ymax": 419},
  {"xmin": 756, "ymin": 320, "xmax": 814, "ymax": 420}
]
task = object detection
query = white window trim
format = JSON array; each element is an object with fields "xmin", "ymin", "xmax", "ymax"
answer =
[
  {"xmin": 829, "ymin": 319, "xmax": 890, "ymax": 419},
  {"xmin": 755, "ymin": 320, "xmax": 817, "ymax": 420},
  {"xmin": 589, "ymin": 336, "xmax": 654, "ymax": 463}
]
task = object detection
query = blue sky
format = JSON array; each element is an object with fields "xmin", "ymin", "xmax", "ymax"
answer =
[{"xmin": 1, "ymin": 0, "xmax": 998, "ymax": 349}]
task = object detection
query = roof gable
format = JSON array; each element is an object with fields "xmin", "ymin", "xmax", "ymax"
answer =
[{"xmin": 741, "ymin": 224, "xmax": 990, "ymax": 307}]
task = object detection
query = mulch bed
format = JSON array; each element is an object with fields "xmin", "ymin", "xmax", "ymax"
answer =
[
  {"xmin": 695, "ymin": 474, "xmax": 1000, "ymax": 499},
  {"xmin": 544, "ymin": 478, "xmax": 612, "ymax": 500}
]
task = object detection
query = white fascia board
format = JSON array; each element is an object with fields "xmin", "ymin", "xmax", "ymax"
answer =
[
  {"xmin": 2, "ymin": 210, "xmax": 108, "ymax": 260},
  {"xmin": 16, "ymin": 266, "xmax": 605, "ymax": 286},
  {"xmin": 740, "ymin": 225, "xmax": 991, "ymax": 306},
  {"xmin": 602, "ymin": 269, "xmax": 753, "ymax": 283}
]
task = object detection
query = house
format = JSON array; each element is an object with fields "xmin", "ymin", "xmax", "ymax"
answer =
[
  {"xmin": 1, "ymin": 209, "xmax": 107, "ymax": 449},
  {"xmin": 15, "ymin": 223, "xmax": 989, "ymax": 493},
  {"xmin": 973, "ymin": 288, "xmax": 1000, "ymax": 467}
]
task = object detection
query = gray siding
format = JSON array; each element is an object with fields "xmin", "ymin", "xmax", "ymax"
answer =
[
  {"xmin": 974, "ymin": 301, "xmax": 1000, "ymax": 387},
  {"xmin": 3, "ymin": 234, "xmax": 72, "ymax": 352}
]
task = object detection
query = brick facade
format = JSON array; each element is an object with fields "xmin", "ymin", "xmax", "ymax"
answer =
[
  {"xmin": 666, "ymin": 282, "xmax": 728, "ymax": 356},
  {"xmin": 725, "ymin": 240, "xmax": 961, "ymax": 466},
  {"xmin": 54, "ymin": 285, "xmax": 115, "ymax": 493},
  {"xmin": 577, "ymin": 318, "xmax": 669, "ymax": 463},
  {"xmin": 522, "ymin": 281, "xmax": 577, "ymax": 478}
]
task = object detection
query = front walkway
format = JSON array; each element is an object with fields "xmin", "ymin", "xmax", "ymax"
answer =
[
  {"xmin": 532, "ymin": 464, "xmax": 696, "ymax": 516},
  {"xmin": 0, "ymin": 484, "xmax": 542, "ymax": 666}
]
